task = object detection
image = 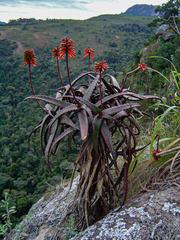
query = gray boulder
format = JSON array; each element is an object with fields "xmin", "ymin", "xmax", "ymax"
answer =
[
  {"xmin": 72, "ymin": 185, "xmax": 180, "ymax": 240},
  {"xmin": 156, "ymin": 24, "xmax": 170, "ymax": 35},
  {"xmin": 6, "ymin": 177, "xmax": 180, "ymax": 240}
]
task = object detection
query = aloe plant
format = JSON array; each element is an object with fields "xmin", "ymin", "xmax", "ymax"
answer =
[{"xmin": 25, "ymin": 39, "xmax": 159, "ymax": 229}]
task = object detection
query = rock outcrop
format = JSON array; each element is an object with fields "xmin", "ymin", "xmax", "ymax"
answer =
[
  {"xmin": 72, "ymin": 184, "xmax": 180, "ymax": 240},
  {"xmin": 123, "ymin": 4, "xmax": 159, "ymax": 17},
  {"xmin": 155, "ymin": 24, "xmax": 176, "ymax": 41},
  {"xmin": 8, "ymin": 177, "xmax": 180, "ymax": 240}
]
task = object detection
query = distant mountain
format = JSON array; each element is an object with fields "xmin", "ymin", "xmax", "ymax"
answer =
[
  {"xmin": 0, "ymin": 21, "xmax": 6, "ymax": 25},
  {"xmin": 123, "ymin": 4, "xmax": 160, "ymax": 17}
]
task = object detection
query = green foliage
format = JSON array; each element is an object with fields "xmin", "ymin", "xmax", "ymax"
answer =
[
  {"xmin": 148, "ymin": 0, "xmax": 180, "ymax": 37},
  {"xmin": 0, "ymin": 192, "xmax": 16, "ymax": 239},
  {"xmin": 142, "ymin": 57, "xmax": 180, "ymax": 190},
  {"xmin": 64, "ymin": 217, "xmax": 78, "ymax": 239},
  {"xmin": 0, "ymin": 39, "xmax": 18, "ymax": 56},
  {"xmin": 155, "ymin": 0, "xmax": 180, "ymax": 19}
]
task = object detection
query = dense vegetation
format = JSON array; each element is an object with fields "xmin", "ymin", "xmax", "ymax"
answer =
[{"xmin": 0, "ymin": 5, "xmax": 179, "ymax": 231}]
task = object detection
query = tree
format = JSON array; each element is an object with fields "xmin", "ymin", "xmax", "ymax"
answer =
[
  {"xmin": 148, "ymin": 0, "xmax": 180, "ymax": 36},
  {"xmin": 155, "ymin": 0, "xmax": 180, "ymax": 19}
]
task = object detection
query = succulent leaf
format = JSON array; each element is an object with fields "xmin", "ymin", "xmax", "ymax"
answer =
[
  {"xmin": 25, "ymin": 95, "xmax": 71, "ymax": 108},
  {"xmin": 28, "ymin": 121, "xmax": 42, "ymax": 150},
  {"xmin": 93, "ymin": 116, "xmax": 103, "ymax": 153},
  {"xmin": 101, "ymin": 77, "xmax": 116, "ymax": 94},
  {"xmin": 114, "ymin": 110, "xmax": 129, "ymax": 119},
  {"xmin": 78, "ymin": 109, "xmax": 88, "ymax": 141},
  {"xmin": 101, "ymin": 120, "xmax": 116, "ymax": 160},
  {"xmin": 40, "ymin": 114, "xmax": 52, "ymax": 155},
  {"xmin": 49, "ymin": 105, "xmax": 78, "ymax": 128},
  {"xmin": 50, "ymin": 127, "xmax": 75, "ymax": 156},
  {"xmin": 105, "ymin": 74, "xmax": 121, "ymax": 89},
  {"xmin": 45, "ymin": 119, "xmax": 59, "ymax": 172},
  {"xmin": 83, "ymin": 75, "xmax": 99, "ymax": 101},
  {"xmin": 103, "ymin": 103, "xmax": 140, "ymax": 115},
  {"xmin": 59, "ymin": 115, "xmax": 79, "ymax": 130},
  {"xmin": 77, "ymin": 97, "xmax": 101, "ymax": 114}
]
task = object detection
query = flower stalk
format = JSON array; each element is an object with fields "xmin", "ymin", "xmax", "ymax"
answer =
[
  {"xmin": 94, "ymin": 60, "xmax": 108, "ymax": 115},
  {"xmin": 83, "ymin": 48, "xmax": 94, "ymax": 84},
  {"xmin": 23, "ymin": 49, "xmax": 45, "ymax": 111},
  {"xmin": 60, "ymin": 37, "xmax": 81, "ymax": 108},
  {"xmin": 52, "ymin": 45, "xmax": 65, "ymax": 87},
  {"xmin": 120, "ymin": 63, "xmax": 147, "ymax": 91}
]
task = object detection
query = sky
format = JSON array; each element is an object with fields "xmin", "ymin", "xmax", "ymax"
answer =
[{"xmin": 0, "ymin": 0, "xmax": 168, "ymax": 23}]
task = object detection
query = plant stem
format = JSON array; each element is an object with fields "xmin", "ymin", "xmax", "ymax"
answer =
[
  {"xmin": 88, "ymin": 54, "xmax": 91, "ymax": 84},
  {"xmin": 120, "ymin": 67, "xmax": 139, "ymax": 91},
  {"xmin": 66, "ymin": 52, "xmax": 81, "ymax": 108},
  {"xmin": 28, "ymin": 63, "xmax": 45, "ymax": 111},
  {"xmin": 57, "ymin": 58, "xmax": 65, "ymax": 87},
  {"xmin": 99, "ymin": 71, "xmax": 103, "ymax": 115},
  {"xmin": 120, "ymin": 73, "xmax": 128, "ymax": 92}
]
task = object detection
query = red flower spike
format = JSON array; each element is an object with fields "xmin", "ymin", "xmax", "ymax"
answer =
[
  {"xmin": 60, "ymin": 37, "xmax": 76, "ymax": 59},
  {"xmin": 83, "ymin": 48, "xmax": 94, "ymax": 60},
  {"xmin": 152, "ymin": 149, "xmax": 162, "ymax": 162},
  {"xmin": 52, "ymin": 45, "xmax": 64, "ymax": 60},
  {"xmin": 23, "ymin": 49, "xmax": 37, "ymax": 67},
  {"xmin": 94, "ymin": 60, "xmax": 108, "ymax": 74},
  {"xmin": 138, "ymin": 63, "xmax": 147, "ymax": 72}
]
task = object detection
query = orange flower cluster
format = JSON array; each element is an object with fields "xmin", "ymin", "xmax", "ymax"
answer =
[
  {"xmin": 60, "ymin": 37, "xmax": 76, "ymax": 59},
  {"xmin": 52, "ymin": 45, "xmax": 64, "ymax": 60},
  {"xmin": 23, "ymin": 49, "xmax": 37, "ymax": 67},
  {"xmin": 152, "ymin": 149, "xmax": 162, "ymax": 161},
  {"xmin": 83, "ymin": 48, "xmax": 94, "ymax": 60},
  {"xmin": 138, "ymin": 63, "xmax": 147, "ymax": 72},
  {"xmin": 94, "ymin": 60, "xmax": 108, "ymax": 73}
]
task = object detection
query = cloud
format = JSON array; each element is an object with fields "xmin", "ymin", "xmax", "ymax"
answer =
[
  {"xmin": 0, "ymin": 0, "xmax": 168, "ymax": 23},
  {"xmin": 0, "ymin": 0, "xmax": 89, "ymax": 10}
]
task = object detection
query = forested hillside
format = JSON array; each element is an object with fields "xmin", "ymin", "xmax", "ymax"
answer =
[{"xmin": 0, "ymin": 11, "xmax": 179, "ymax": 228}]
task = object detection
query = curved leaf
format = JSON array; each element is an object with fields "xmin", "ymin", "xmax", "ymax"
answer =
[
  {"xmin": 40, "ymin": 114, "xmax": 52, "ymax": 155},
  {"xmin": 114, "ymin": 110, "xmax": 128, "ymax": 119},
  {"xmin": 77, "ymin": 97, "xmax": 101, "ymax": 114},
  {"xmin": 83, "ymin": 75, "xmax": 99, "ymax": 101},
  {"xmin": 95, "ymin": 92, "xmax": 145, "ymax": 107},
  {"xmin": 103, "ymin": 103, "xmax": 140, "ymax": 115},
  {"xmin": 63, "ymin": 72, "xmax": 95, "ymax": 96},
  {"xmin": 143, "ymin": 95, "xmax": 161, "ymax": 100},
  {"xmin": 81, "ymin": 105, "xmax": 94, "ymax": 129},
  {"xmin": 28, "ymin": 121, "xmax": 42, "ymax": 150},
  {"xmin": 45, "ymin": 119, "xmax": 59, "ymax": 172},
  {"xmin": 101, "ymin": 120, "xmax": 116, "ymax": 160},
  {"xmin": 101, "ymin": 77, "xmax": 116, "ymax": 94},
  {"xmin": 50, "ymin": 127, "xmax": 75, "ymax": 156},
  {"xmin": 25, "ymin": 95, "xmax": 71, "ymax": 108},
  {"xmin": 59, "ymin": 115, "xmax": 79, "ymax": 130},
  {"xmin": 78, "ymin": 109, "xmax": 88, "ymax": 141},
  {"xmin": 150, "ymin": 105, "xmax": 177, "ymax": 160},
  {"xmin": 105, "ymin": 74, "xmax": 121, "ymax": 89},
  {"xmin": 49, "ymin": 105, "xmax": 78, "ymax": 129},
  {"xmin": 93, "ymin": 116, "xmax": 103, "ymax": 153}
]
